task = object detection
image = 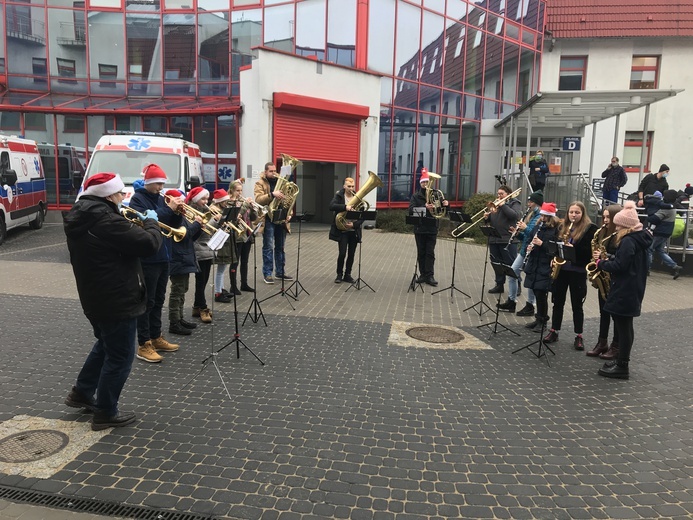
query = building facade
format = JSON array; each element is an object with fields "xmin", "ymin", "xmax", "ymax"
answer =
[{"xmin": 0, "ymin": 0, "xmax": 545, "ymax": 216}]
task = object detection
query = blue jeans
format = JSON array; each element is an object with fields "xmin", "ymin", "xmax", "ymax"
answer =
[
  {"xmin": 648, "ymin": 235, "xmax": 677, "ymax": 270},
  {"xmin": 509, "ymin": 253, "xmax": 535, "ymax": 304},
  {"xmin": 602, "ymin": 189, "xmax": 619, "ymax": 204},
  {"xmin": 138, "ymin": 262, "xmax": 169, "ymax": 344},
  {"xmin": 262, "ymin": 220, "xmax": 286, "ymax": 277},
  {"xmin": 75, "ymin": 318, "xmax": 137, "ymax": 416}
]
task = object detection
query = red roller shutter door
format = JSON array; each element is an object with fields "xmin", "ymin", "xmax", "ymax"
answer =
[{"xmin": 274, "ymin": 110, "xmax": 360, "ymax": 164}]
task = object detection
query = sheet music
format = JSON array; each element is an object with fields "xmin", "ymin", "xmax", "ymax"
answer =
[
  {"xmin": 208, "ymin": 229, "xmax": 230, "ymax": 251},
  {"xmin": 412, "ymin": 207, "xmax": 426, "ymax": 217}
]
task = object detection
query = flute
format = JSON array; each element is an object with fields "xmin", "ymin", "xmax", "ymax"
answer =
[{"xmin": 504, "ymin": 207, "xmax": 532, "ymax": 251}]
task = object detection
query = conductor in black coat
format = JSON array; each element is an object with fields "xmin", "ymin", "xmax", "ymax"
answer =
[{"xmin": 329, "ymin": 177, "xmax": 362, "ymax": 284}]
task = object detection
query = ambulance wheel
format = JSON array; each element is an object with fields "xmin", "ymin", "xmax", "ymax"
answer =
[
  {"xmin": 0, "ymin": 216, "xmax": 6, "ymax": 245},
  {"xmin": 29, "ymin": 206, "xmax": 44, "ymax": 230}
]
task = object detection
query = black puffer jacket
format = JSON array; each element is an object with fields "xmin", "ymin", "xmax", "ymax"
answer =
[
  {"xmin": 408, "ymin": 189, "xmax": 440, "ymax": 235},
  {"xmin": 600, "ymin": 230, "xmax": 652, "ymax": 317},
  {"xmin": 523, "ymin": 223, "xmax": 558, "ymax": 292},
  {"xmin": 64, "ymin": 196, "xmax": 162, "ymax": 321},
  {"xmin": 329, "ymin": 189, "xmax": 362, "ymax": 242},
  {"xmin": 129, "ymin": 187, "xmax": 183, "ymax": 264}
]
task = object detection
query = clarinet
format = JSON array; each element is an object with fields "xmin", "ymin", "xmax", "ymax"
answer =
[
  {"xmin": 504, "ymin": 207, "xmax": 532, "ymax": 251},
  {"xmin": 522, "ymin": 220, "xmax": 544, "ymax": 270}
]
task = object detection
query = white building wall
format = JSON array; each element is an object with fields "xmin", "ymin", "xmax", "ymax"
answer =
[
  {"xmin": 541, "ymin": 38, "xmax": 693, "ymax": 194},
  {"xmin": 239, "ymin": 49, "xmax": 381, "ymax": 206}
]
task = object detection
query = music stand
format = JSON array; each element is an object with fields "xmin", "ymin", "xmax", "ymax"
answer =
[
  {"xmin": 463, "ymin": 225, "xmax": 499, "ymax": 317},
  {"xmin": 286, "ymin": 212, "xmax": 312, "ymax": 300},
  {"xmin": 478, "ymin": 262, "xmax": 521, "ymax": 338},
  {"xmin": 404, "ymin": 211, "xmax": 427, "ymax": 293},
  {"xmin": 547, "ymin": 240, "xmax": 577, "ymax": 264},
  {"xmin": 432, "ymin": 211, "xmax": 471, "ymax": 299},
  {"xmin": 345, "ymin": 210, "xmax": 377, "ymax": 292},
  {"xmin": 512, "ymin": 315, "xmax": 555, "ymax": 366},
  {"xmin": 243, "ymin": 220, "xmax": 267, "ymax": 326}
]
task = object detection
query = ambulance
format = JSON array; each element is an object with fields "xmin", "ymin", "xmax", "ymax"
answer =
[
  {"xmin": 81, "ymin": 131, "xmax": 203, "ymax": 205},
  {"xmin": 0, "ymin": 135, "xmax": 47, "ymax": 245}
]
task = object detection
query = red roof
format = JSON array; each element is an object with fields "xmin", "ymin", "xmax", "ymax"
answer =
[{"xmin": 546, "ymin": 0, "xmax": 693, "ymax": 38}]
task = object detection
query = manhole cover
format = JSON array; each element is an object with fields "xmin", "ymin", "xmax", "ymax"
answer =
[
  {"xmin": 405, "ymin": 326, "xmax": 465, "ymax": 344},
  {"xmin": 0, "ymin": 430, "xmax": 69, "ymax": 463}
]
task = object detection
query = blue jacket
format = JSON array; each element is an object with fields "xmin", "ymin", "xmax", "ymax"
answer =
[
  {"xmin": 129, "ymin": 188, "xmax": 183, "ymax": 264},
  {"xmin": 517, "ymin": 209, "xmax": 541, "ymax": 257}
]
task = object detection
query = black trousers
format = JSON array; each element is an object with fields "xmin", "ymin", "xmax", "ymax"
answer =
[
  {"xmin": 613, "ymin": 315, "xmax": 634, "ymax": 362},
  {"xmin": 193, "ymin": 259, "xmax": 212, "ymax": 309},
  {"xmin": 231, "ymin": 240, "xmax": 252, "ymax": 287},
  {"xmin": 550, "ymin": 270, "xmax": 587, "ymax": 334},
  {"xmin": 415, "ymin": 233, "xmax": 437, "ymax": 278},
  {"xmin": 489, "ymin": 242, "xmax": 517, "ymax": 285},
  {"xmin": 598, "ymin": 293, "xmax": 619, "ymax": 342},
  {"xmin": 336, "ymin": 232, "xmax": 358, "ymax": 276}
]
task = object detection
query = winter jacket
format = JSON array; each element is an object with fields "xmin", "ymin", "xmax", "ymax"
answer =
[
  {"xmin": 408, "ymin": 189, "xmax": 440, "ymax": 235},
  {"xmin": 523, "ymin": 223, "xmax": 558, "ymax": 292},
  {"xmin": 63, "ymin": 196, "xmax": 162, "ymax": 321},
  {"xmin": 254, "ymin": 174, "xmax": 291, "ymax": 233},
  {"xmin": 517, "ymin": 209, "xmax": 541, "ymax": 257},
  {"xmin": 169, "ymin": 219, "xmax": 202, "ymax": 276},
  {"xmin": 485, "ymin": 198, "xmax": 522, "ymax": 244},
  {"xmin": 129, "ymin": 188, "xmax": 183, "ymax": 264},
  {"xmin": 599, "ymin": 230, "xmax": 652, "ymax": 317},
  {"xmin": 560, "ymin": 223, "xmax": 598, "ymax": 272},
  {"xmin": 189, "ymin": 201, "xmax": 215, "ymax": 262},
  {"xmin": 646, "ymin": 200, "xmax": 676, "ymax": 237},
  {"xmin": 601, "ymin": 165, "xmax": 628, "ymax": 191},
  {"xmin": 638, "ymin": 173, "xmax": 669, "ymax": 197},
  {"xmin": 329, "ymin": 189, "xmax": 363, "ymax": 242},
  {"xmin": 528, "ymin": 157, "xmax": 549, "ymax": 187}
]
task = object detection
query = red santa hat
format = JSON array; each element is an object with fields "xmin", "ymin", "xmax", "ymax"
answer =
[
  {"xmin": 212, "ymin": 189, "xmax": 230, "ymax": 203},
  {"xmin": 539, "ymin": 202, "xmax": 557, "ymax": 216},
  {"xmin": 186, "ymin": 186, "xmax": 209, "ymax": 205},
  {"xmin": 419, "ymin": 168, "xmax": 430, "ymax": 184},
  {"xmin": 80, "ymin": 173, "xmax": 124, "ymax": 199},
  {"xmin": 165, "ymin": 189, "xmax": 184, "ymax": 199},
  {"xmin": 142, "ymin": 164, "xmax": 168, "ymax": 185}
]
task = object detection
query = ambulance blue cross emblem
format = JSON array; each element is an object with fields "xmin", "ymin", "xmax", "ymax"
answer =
[{"xmin": 127, "ymin": 138, "xmax": 151, "ymax": 151}]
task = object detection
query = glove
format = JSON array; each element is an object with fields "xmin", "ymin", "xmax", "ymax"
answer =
[
  {"xmin": 133, "ymin": 179, "xmax": 145, "ymax": 190},
  {"xmin": 140, "ymin": 209, "xmax": 159, "ymax": 222}
]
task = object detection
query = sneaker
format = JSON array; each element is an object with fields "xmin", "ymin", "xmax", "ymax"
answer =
[
  {"xmin": 543, "ymin": 329, "xmax": 559, "ymax": 344},
  {"xmin": 64, "ymin": 387, "xmax": 96, "ymax": 412},
  {"xmin": 488, "ymin": 285, "xmax": 504, "ymax": 294},
  {"xmin": 199, "ymin": 307, "xmax": 213, "ymax": 323},
  {"xmin": 673, "ymin": 266, "xmax": 682, "ymax": 280},
  {"xmin": 137, "ymin": 342, "xmax": 163, "ymax": 363},
  {"xmin": 516, "ymin": 303, "xmax": 535, "ymax": 317},
  {"xmin": 215, "ymin": 292, "xmax": 232, "ymax": 303},
  {"xmin": 342, "ymin": 275, "xmax": 356, "ymax": 284},
  {"xmin": 334, "ymin": 275, "xmax": 342, "ymax": 284},
  {"xmin": 263, "ymin": 276, "xmax": 275, "ymax": 285},
  {"xmin": 277, "ymin": 273, "xmax": 294, "ymax": 280},
  {"xmin": 151, "ymin": 336, "xmax": 180, "ymax": 352},
  {"xmin": 169, "ymin": 321, "xmax": 192, "ymax": 336},
  {"xmin": 91, "ymin": 411, "xmax": 136, "ymax": 431},
  {"xmin": 574, "ymin": 335, "xmax": 585, "ymax": 351},
  {"xmin": 497, "ymin": 299, "xmax": 516, "ymax": 312},
  {"xmin": 240, "ymin": 284, "xmax": 254, "ymax": 292},
  {"xmin": 179, "ymin": 318, "xmax": 197, "ymax": 330}
]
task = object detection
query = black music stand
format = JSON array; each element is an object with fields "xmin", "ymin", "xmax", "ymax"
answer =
[
  {"xmin": 547, "ymin": 240, "xmax": 577, "ymax": 265},
  {"xmin": 345, "ymin": 210, "xmax": 377, "ymax": 292},
  {"xmin": 512, "ymin": 315, "xmax": 555, "ymax": 366},
  {"xmin": 243, "ymin": 220, "xmax": 267, "ymax": 326},
  {"xmin": 432, "ymin": 211, "xmax": 471, "ymax": 299},
  {"xmin": 286, "ymin": 212, "xmax": 312, "ymax": 300},
  {"xmin": 404, "ymin": 212, "xmax": 427, "ymax": 293},
  {"xmin": 463, "ymin": 225, "xmax": 499, "ymax": 317},
  {"xmin": 479, "ymin": 262, "xmax": 521, "ymax": 338}
]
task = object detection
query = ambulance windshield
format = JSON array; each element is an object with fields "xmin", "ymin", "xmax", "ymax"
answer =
[{"xmin": 85, "ymin": 151, "xmax": 181, "ymax": 187}]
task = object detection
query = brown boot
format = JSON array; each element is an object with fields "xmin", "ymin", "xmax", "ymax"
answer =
[
  {"xmin": 599, "ymin": 341, "xmax": 619, "ymax": 360},
  {"xmin": 586, "ymin": 337, "xmax": 608, "ymax": 357},
  {"xmin": 151, "ymin": 336, "xmax": 179, "ymax": 352},
  {"xmin": 136, "ymin": 341, "xmax": 163, "ymax": 363},
  {"xmin": 192, "ymin": 307, "xmax": 201, "ymax": 317},
  {"xmin": 199, "ymin": 307, "xmax": 213, "ymax": 323}
]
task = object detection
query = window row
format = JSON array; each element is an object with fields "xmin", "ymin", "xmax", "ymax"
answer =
[{"xmin": 558, "ymin": 55, "xmax": 660, "ymax": 91}]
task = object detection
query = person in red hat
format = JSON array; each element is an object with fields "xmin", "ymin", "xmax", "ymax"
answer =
[
  {"xmin": 184, "ymin": 186, "xmax": 215, "ymax": 323},
  {"xmin": 522, "ymin": 202, "xmax": 560, "ymax": 333},
  {"xmin": 129, "ymin": 164, "xmax": 185, "ymax": 363},
  {"xmin": 64, "ymin": 173, "xmax": 162, "ymax": 430},
  {"xmin": 209, "ymin": 187, "xmax": 236, "ymax": 303}
]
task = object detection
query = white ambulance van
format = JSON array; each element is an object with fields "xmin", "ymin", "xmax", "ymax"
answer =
[
  {"xmin": 0, "ymin": 135, "xmax": 47, "ymax": 245},
  {"xmin": 81, "ymin": 131, "xmax": 203, "ymax": 205}
]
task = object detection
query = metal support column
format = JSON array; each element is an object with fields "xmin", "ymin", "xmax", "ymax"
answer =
[
  {"xmin": 638, "ymin": 105, "xmax": 651, "ymax": 185},
  {"xmin": 612, "ymin": 114, "xmax": 621, "ymax": 159}
]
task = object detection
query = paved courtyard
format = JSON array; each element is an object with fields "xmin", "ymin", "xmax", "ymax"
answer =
[{"xmin": 0, "ymin": 217, "xmax": 692, "ymax": 520}]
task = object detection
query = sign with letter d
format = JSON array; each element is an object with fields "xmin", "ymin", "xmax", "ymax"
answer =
[{"xmin": 563, "ymin": 137, "xmax": 581, "ymax": 151}]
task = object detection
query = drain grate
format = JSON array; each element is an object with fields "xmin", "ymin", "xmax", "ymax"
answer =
[
  {"xmin": 0, "ymin": 485, "xmax": 216, "ymax": 520},
  {"xmin": 0, "ymin": 430, "xmax": 69, "ymax": 463},
  {"xmin": 405, "ymin": 326, "xmax": 465, "ymax": 344}
]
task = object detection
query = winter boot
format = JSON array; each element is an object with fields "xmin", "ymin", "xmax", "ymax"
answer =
[
  {"xmin": 598, "ymin": 360, "xmax": 629, "ymax": 379},
  {"xmin": 599, "ymin": 341, "xmax": 620, "ymax": 360},
  {"xmin": 586, "ymin": 337, "xmax": 608, "ymax": 357}
]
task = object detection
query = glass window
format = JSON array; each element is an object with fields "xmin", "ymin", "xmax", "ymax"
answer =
[
  {"xmin": 419, "ymin": 84, "xmax": 441, "ymax": 112},
  {"xmin": 263, "ymin": 4, "xmax": 294, "ymax": 52},
  {"xmin": 171, "ymin": 116, "xmax": 192, "ymax": 142},
  {"xmin": 127, "ymin": 0, "xmax": 159, "ymax": 11},
  {"xmin": 446, "ymin": 0, "xmax": 466, "ymax": 20},
  {"xmin": 56, "ymin": 57, "xmax": 77, "ymax": 82},
  {"xmin": 163, "ymin": 13, "xmax": 196, "ymax": 95},
  {"xmin": 63, "ymin": 115, "xmax": 85, "ymax": 132},
  {"xmin": 89, "ymin": 0, "xmax": 121, "ymax": 7},
  {"xmin": 217, "ymin": 115, "xmax": 237, "ymax": 155},
  {"xmin": 380, "ymin": 77, "xmax": 393, "ymax": 105},
  {"xmin": 6, "ymin": 3, "xmax": 47, "ymax": 91},
  {"xmin": 89, "ymin": 9, "xmax": 126, "ymax": 94},
  {"xmin": 0, "ymin": 112, "xmax": 21, "ymax": 131},
  {"xmin": 623, "ymin": 131, "xmax": 653, "ymax": 172},
  {"xmin": 458, "ymin": 122, "xmax": 479, "ymax": 199},
  {"xmin": 327, "ymin": 0, "xmax": 355, "ymax": 67},
  {"xmin": 368, "ymin": 0, "xmax": 394, "ymax": 74},
  {"xmin": 439, "ymin": 117, "xmax": 459, "ymax": 194},
  {"xmin": 464, "ymin": 28, "xmax": 482, "ymax": 95},
  {"xmin": 559, "ymin": 56, "xmax": 586, "ymax": 90},
  {"xmin": 423, "ymin": 0, "xmax": 444, "ymax": 13},
  {"xmin": 421, "ymin": 9, "xmax": 444, "ymax": 85},
  {"xmin": 296, "ymin": 0, "xmax": 325, "ymax": 58},
  {"xmin": 98, "ymin": 63, "xmax": 117, "ymax": 87},
  {"xmin": 164, "ymin": 0, "xmax": 193, "ymax": 9},
  {"xmin": 393, "ymin": 79, "xmax": 418, "ymax": 110},
  {"xmin": 482, "ymin": 33, "xmax": 503, "ymax": 114},
  {"xmin": 32, "ymin": 57, "xmax": 47, "ymax": 83},
  {"xmin": 630, "ymin": 55, "xmax": 659, "ymax": 89},
  {"xmin": 231, "ymin": 9, "xmax": 261, "ymax": 81},
  {"xmin": 126, "ymin": 13, "xmax": 162, "ymax": 95},
  {"xmin": 502, "ymin": 42, "xmax": 519, "ymax": 106},
  {"xmin": 25, "ymin": 112, "xmax": 47, "ymax": 131},
  {"xmin": 390, "ymin": 108, "xmax": 417, "ymax": 201},
  {"xmin": 443, "ymin": 18, "xmax": 464, "ymax": 90},
  {"xmin": 395, "ymin": 1, "xmax": 420, "ymax": 79},
  {"xmin": 419, "ymin": 112, "xmax": 440, "ymax": 173},
  {"xmin": 198, "ymin": 12, "xmax": 229, "ymax": 96}
]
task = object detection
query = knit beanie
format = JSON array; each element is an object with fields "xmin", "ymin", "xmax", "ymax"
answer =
[
  {"xmin": 684, "ymin": 184, "xmax": 693, "ymax": 196},
  {"xmin": 612, "ymin": 201, "xmax": 643, "ymax": 230},
  {"xmin": 663, "ymin": 189, "xmax": 678, "ymax": 204},
  {"xmin": 528, "ymin": 191, "xmax": 544, "ymax": 205}
]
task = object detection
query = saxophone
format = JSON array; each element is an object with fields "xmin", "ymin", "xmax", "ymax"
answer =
[
  {"xmin": 267, "ymin": 153, "xmax": 300, "ymax": 224},
  {"xmin": 586, "ymin": 227, "xmax": 615, "ymax": 300},
  {"xmin": 550, "ymin": 221, "xmax": 573, "ymax": 280}
]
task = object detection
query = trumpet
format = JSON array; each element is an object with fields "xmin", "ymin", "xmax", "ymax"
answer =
[
  {"xmin": 120, "ymin": 207, "xmax": 187, "ymax": 242},
  {"xmin": 164, "ymin": 194, "xmax": 216, "ymax": 226},
  {"xmin": 451, "ymin": 187, "xmax": 521, "ymax": 238}
]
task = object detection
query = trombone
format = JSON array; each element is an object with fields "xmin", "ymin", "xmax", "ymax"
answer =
[
  {"xmin": 120, "ymin": 207, "xmax": 187, "ymax": 242},
  {"xmin": 451, "ymin": 187, "xmax": 522, "ymax": 238}
]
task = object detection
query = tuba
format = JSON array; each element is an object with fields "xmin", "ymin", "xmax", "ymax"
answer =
[
  {"xmin": 267, "ymin": 153, "xmax": 301, "ymax": 224},
  {"xmin": 586, "ymin": 226, "xmax": 615, "ymax": 300},
  {"xmin": 425, "ymin": 172, "xmax": 446, "ymax": 219},
  {"xmin": 550, "ymin": 221, "xmax": 573, "ymax": 280},
  {"xmin": 121, "ymin": 207, "xmax": 187, "ymax": 242},
  {"xmin": 336, "ymin": 171, "xmax": 383, "ymax": 231}
]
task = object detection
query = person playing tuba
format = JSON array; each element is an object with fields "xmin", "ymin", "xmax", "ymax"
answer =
[{"xmin": 329, "ymin": 177, "xmax": 361, "ymax": 284}]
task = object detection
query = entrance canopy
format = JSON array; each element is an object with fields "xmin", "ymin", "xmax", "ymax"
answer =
[{"xmin": 495, "ymin": 89, "xmax": 682, "ymax": 130}]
